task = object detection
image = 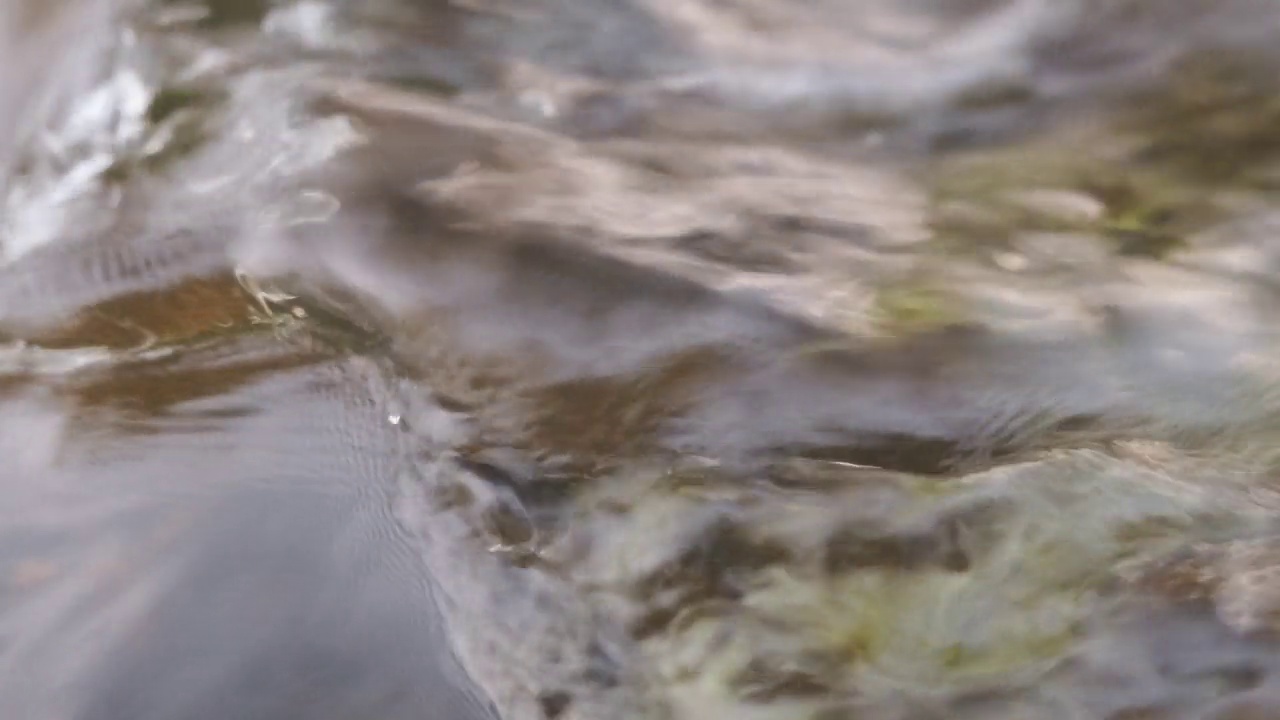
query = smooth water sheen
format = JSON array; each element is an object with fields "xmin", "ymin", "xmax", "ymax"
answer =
[{"xmin": 7, "ymin": 1, "xmax": 1280, "ymax": 719}]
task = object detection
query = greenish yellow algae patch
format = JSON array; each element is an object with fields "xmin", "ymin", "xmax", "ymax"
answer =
[
  {"xmin": 871, "ymin": 284, "xmax": 968, "ymax": 335},
  {"xmin": 563, "ymin": 450, "xmax": 1276, "ymax": 718},
  {"xmin": 923, "ymin": 52, "xmax": 1280, "ymax": 264}
]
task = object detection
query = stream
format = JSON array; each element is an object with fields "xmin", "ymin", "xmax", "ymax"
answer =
[{"xmin": 6, "ymin": 1, "xmax": 1280, "ymax": 719}]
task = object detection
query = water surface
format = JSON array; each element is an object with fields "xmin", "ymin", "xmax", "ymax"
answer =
[{"xmin": 7, "ymin": 1, "xmax": 1280, "ymax": 719}]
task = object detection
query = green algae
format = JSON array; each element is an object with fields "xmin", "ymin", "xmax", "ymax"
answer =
[
  {"xmin": 872, "ymin": 285, "xmax": 967, "ymax": 334},
  {"xmin": 926, "ymin": 51, "xmax": 1280, "ymax": 264}
]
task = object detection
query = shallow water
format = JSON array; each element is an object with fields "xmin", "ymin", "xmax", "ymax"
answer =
[{"xmin": 8, "ymin": 1, "xmax": 1280, "ymax": 719}]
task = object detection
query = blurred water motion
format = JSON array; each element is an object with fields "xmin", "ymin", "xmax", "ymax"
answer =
[{"xmin": 8, "ymin": 1, "xmax": 1280, "ymax": 719}]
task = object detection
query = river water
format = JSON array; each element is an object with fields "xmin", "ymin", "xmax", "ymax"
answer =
[{"xmin": 6, "ymin": 1, "xmax": 1280, "ymax": 719}]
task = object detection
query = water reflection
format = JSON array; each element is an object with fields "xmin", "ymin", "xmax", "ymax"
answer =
[{"xmin": 0, "ymin": 333, "xmax": 494, "ymax": 720}]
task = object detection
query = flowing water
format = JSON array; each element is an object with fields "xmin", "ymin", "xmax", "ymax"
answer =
[{"xmin": 7, "ymin": 1, "xmax": 1280, "ymax": 718}]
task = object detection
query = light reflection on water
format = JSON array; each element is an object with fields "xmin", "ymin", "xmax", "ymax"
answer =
[{"xmin": 0, "ymin": 336, "xmax": 499, "ymax": 719}]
